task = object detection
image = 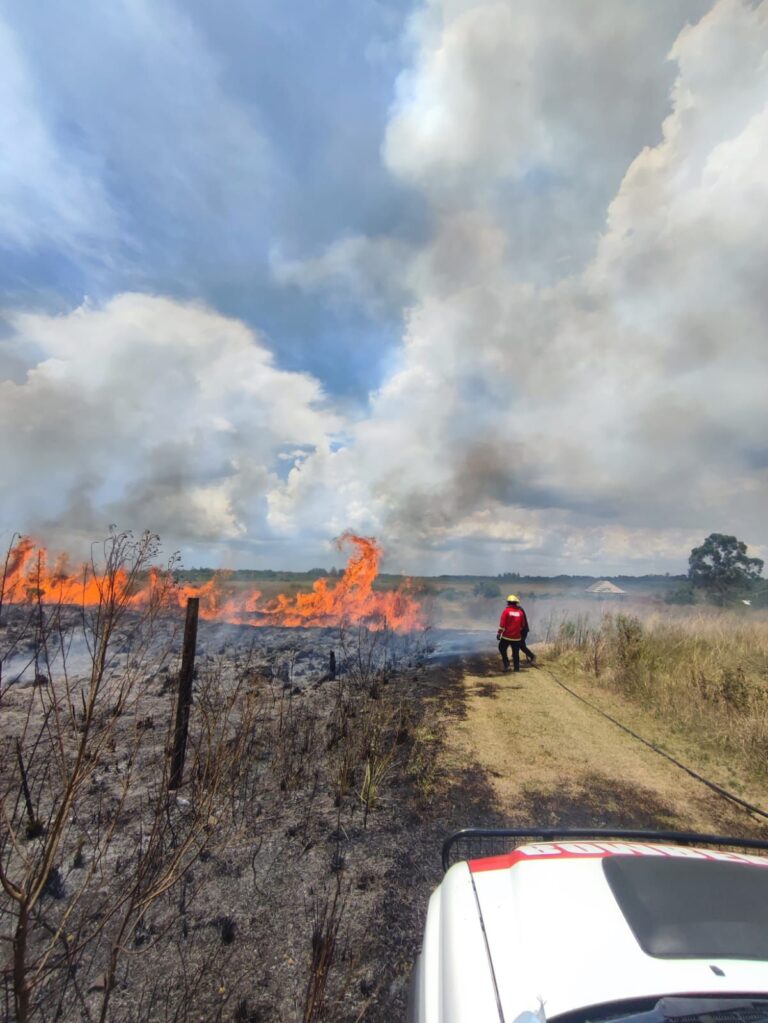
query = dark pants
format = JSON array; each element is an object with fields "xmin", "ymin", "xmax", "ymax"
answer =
[
  {"xmin": 499, "ymin": 639, "xmax": 522, "ymax": 671},
  {"xmin": 519, "ymin": 621, "xmax": 535, "ymax": 662},
  {"xmin": 520, "ymin": 636, "xmax": 535, "ymax": 662}
]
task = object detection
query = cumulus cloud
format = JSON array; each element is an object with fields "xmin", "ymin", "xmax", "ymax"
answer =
[{"xmin": 0, "ymin": 295, "xmax": 339, "ymax": 560}]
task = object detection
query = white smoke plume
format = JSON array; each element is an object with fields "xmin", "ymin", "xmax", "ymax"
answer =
[{"xmin": 270, "ymin": 0, "xmax": 768, "ymax": 572}]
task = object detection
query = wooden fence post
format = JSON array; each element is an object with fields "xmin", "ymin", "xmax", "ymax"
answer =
[
  {"xmin": 16, "ymin": 738, "xmax": 42, "ymax": 837},
  {"xmin": 169, "ymin": 597, "xmax": 199, "ymax": 793}
]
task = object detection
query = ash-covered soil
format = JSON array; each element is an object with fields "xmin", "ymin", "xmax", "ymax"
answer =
[
  {"xmin": 9, "ymin": 606, "xmax": 764, "ymax": 1022},
  {"xmin": 2, "ymin": 604, "xmax": 485, "ymax": 687},
  {"xmin": 1, "ymin": 610, "xmax": 500, "ymax": 1022}
]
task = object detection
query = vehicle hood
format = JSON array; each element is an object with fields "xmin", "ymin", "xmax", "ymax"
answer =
[{"xmin": 466, "ymin": 841, "xmax": 768, "ymax": 1021}]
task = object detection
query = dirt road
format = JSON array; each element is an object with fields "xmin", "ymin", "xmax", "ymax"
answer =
[{"xmin": 437, "ymin": 654, "xmax": 768, "ymax": 838}]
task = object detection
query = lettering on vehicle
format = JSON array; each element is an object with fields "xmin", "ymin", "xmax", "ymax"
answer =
[{"xmin": 468, "ymin": 842, "xmax": 768, "ymax": 873}]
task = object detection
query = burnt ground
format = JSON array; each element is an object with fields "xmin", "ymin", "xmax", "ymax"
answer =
[
  {"xmin": 4, "ymin": 616, "xmax": 767, "ymax": 1023},
  {"xmin": 1, "ymin": 613, "xmax": 504, "ymax": 1023}
]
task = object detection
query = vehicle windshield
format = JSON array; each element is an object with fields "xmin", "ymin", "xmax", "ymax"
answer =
[{"xmin": 556, "ymin": 996, "xmax": 768, "ymax": 1023}]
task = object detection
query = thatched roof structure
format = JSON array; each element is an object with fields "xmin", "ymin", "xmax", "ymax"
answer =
[{"xmin": 586, "ymin": 580, "xmax": 626, "ymax": 595}]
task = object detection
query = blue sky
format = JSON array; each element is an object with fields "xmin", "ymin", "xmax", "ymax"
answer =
[
  {"xmin": 1, "ymin": 0, "xmax": 419, "ymax": 396},
  {"xmin": 2, "ymin": 0, "xmax": 768, "ymax": 574}
]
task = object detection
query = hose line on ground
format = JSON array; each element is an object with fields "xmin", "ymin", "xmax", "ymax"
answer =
[{"xmin": 539, "ymin": 664, "xmax": 768, "ymax": 824}]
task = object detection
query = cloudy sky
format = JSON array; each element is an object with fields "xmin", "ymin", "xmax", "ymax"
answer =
[{"xmin": 2, "ymin": 0, "xmax": 767, "ymax": 575}]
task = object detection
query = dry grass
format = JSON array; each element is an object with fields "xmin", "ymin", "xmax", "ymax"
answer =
[{"xmin": 546, "ymin": 610, "xmax": 768, "ymax": 782}]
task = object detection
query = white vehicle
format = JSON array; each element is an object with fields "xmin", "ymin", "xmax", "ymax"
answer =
[{"xmin": 408, "ymin": 828, "xmax": 768, "ymax": 1023}]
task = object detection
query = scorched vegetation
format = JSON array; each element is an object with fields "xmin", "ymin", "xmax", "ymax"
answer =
[{"xmin": 0, "ymin": 531, "xmax": 441, "ymax": 1022}]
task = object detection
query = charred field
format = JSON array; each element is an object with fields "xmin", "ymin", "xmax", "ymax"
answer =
[{"xmin": 0, "ymin": 586, "xmax": 500, "ymax": 1023}]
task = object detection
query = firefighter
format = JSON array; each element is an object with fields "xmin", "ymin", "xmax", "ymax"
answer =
[{"xmin": 497, "ymin": 595, "xmax": 535, "ymax": 672}]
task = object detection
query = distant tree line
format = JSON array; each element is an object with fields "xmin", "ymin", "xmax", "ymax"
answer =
[
  {"xmin": 178, "ymin": 533, "xmax": 765, "ymax": 609},
  {"xmin": 176, "ymin": 566, "xmax": 341, "ymax": 581}
]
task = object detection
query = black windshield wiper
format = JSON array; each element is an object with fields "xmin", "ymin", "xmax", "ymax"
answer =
[{"xmin": 656, "ymin": 997, "xmax": 768, "ymax": 1022}]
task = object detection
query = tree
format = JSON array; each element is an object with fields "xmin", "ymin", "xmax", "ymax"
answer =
[{"xmin": 688, "ymin": 533, "xmax": 764, "ymax": 605}]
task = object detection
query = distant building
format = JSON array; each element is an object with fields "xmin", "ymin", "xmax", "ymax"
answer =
[{"xmin": 586, "ymin": 580, "xmax": 626, "ymax": 596}]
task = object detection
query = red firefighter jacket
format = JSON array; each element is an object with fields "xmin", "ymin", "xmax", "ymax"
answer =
[{"xmin": 498, "ymin": 606, "xmax": 527, "ymax": 641}]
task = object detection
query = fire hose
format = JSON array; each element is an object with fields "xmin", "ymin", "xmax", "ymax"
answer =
[{"xmin": 538, "ymin": 663, "xmax": 768, "ymax": 824}]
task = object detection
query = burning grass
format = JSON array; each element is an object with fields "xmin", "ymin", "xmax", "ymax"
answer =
[
  {"xmin": 2, "ymin": 531, "xmax": 424, "ymax": 635},
  {"xmin": 545, "ymin": 610, "xmax": 768, "ymax": 783}
]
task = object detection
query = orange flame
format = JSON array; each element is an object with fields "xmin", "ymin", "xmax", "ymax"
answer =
[{"xmin": 1, "ymin": 532, "xmax": 423, "ymax": 633}]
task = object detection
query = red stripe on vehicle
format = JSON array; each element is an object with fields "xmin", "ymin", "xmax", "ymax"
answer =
[{"xmin": 469, "ymin": 848, "xmax": 606, "ymax": 872}]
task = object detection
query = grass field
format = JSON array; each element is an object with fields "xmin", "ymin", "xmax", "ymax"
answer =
[{"xmin": 545, "ymin": 609, "xmax": 768, "ymax": 789}]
